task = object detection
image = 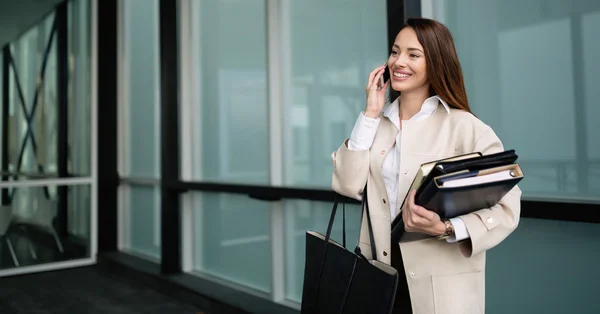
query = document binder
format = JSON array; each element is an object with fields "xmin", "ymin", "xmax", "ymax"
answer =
[
  {"xmin": 403, "ymin": 152, "xmax": 483, "ymax": 206},
  {"xmin": 416, "ymin": 163, "xmax": 523, "ymax": 218},
  {"xmin": 391, "ymin": 150, "xmax": 523, "ymax": 241}
]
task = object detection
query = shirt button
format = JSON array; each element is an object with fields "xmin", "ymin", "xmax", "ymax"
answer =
[
  {"xmin": 410, "ymin": 272, "xmax": 415, "ymax": 277},
  {"xmin": 380, "ymin": 150, "xmax": 386, "ymax": 155},
  {"xmin": 383, "ymin": 251, "xmax": 388, "ymax": 256},
  {"xmin": 404, "ymin": 170, "xmax": 408, "ymax": 175},
  {"xmin": 486, "ymin": 217, "xmax": 494, "ymax": 224},
  {"xmin": 383, "ymin": 199, "xmax": 387, "ymax": 204}
]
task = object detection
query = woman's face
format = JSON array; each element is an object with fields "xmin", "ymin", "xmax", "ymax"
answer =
[{"xmin": 387, "ymin": 27, "xmax": 429, "ymax": 93}]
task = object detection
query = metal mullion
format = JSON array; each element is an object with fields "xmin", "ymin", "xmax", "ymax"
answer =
[
  {"xmin": 56, "ymin": 0, "xmax": 69, "ymax": 238},
  {"xmin": 116, "ymin": 0, "xmax": 129, "ymax": 251},
  {"xmin": 97, "ymin": 0, "xmax": 119, "ymax": 253},
  {"xmin": 159, "ymin": 0, "xmax": 182, "ymax": 274},
  {"xmin": 570, "ymin": 15, "xmax": 589, "ymax": 194},
  {"xmin": 178, "ymin": 0, "xmax": 195, "ymax": 273},
  {"xmin": 267, "ymin": 0, "xmax": 285, "ymax": 303},
  {"xmin": 2, "ymin": 47, "xmax": 9, "ymax": 205},
  {"xmin": 0, "ymin": 258, "xmax": 95, "ymax": 278},
  {"xmin": 404, "ymin": 0, "xmax": 422, "ymax": 19},
  {"xmin": 0, "ymin": 177, "xmax": 92, "ymax": 189},
  {"xmin": 152, "ymin": 0, "xmax": 162, "ymax": 250},
  {"xmin": 119, "ymin": 177, "xmax": 161, "ymax": 186},
  {"xmin": 90, "ymin": 0, "xmax": 100, "ymax": 262}
]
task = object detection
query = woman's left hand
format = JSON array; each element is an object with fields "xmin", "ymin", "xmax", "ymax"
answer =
[{"xmin": 403, "ymin": 190, "xmax": 447, "ymax": 236}]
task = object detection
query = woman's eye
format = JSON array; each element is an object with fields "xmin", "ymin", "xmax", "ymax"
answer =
[
  {"xmin": 391, "ymin": 51, "xmax": 398, "ymax": 55},
  {"xmin": 410, "ymin": 54, "xmax": 420, "ymax": 58}
]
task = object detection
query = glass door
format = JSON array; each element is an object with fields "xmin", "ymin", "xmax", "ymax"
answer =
[{"xmin": 0, "ymin": 0, "xmax": 96, "ymax": 277}]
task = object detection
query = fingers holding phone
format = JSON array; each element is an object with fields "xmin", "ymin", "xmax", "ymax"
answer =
[{"xmin": 365, "ymin": 65, "xmax": 389, "ymax": 118}]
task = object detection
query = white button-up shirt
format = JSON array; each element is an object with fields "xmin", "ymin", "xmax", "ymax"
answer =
[{"xmin": 347, "ymin": 95, "xmax": 469, "ymax": 243}]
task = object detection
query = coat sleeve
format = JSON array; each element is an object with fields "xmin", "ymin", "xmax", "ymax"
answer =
[
  {"xmin": 331, "ymin": 139, "xmax": 370, "ymax": 201},
  {"xmin": 458, "ymin": 126, "xmax": 522, "ymax": 257}
]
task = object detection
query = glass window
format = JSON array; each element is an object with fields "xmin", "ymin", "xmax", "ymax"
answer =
[
  {"xmin": 122, "ymin": 185, "xmax": 161, "ymax": 261},
  {"xmin": 485, "ymin": 218, "xmax": 600, "ymax": 313},
  {"xmin": 182, "ymin": 0, "xmax": 389, "ymax": 304},
  {"xmin": 0, "ymin": 183, "xmax": 91, "ymax": 271},
  {"xmin": 192, "ymin": 192, "xmax": 272, "ymax": 293},
  {"xmin": 8, "ymin": 14, "xmax": 58, "ymax": 178},
  {"xmin": 122, "ymin": 0, "xmax": 160, "ymax": 179},
  {"xmin": 284, "ymin": 199, "xmax": 362, "ymax": 303},
  {"xmin": 438, "ymin": 0, "xmax": 600, "ymax": 201},
  {"xmin": 68, "ymin": 0, "xmax": 92, "ymax": 178},
  {"xmin": 190, "ymin": 0, "xmax": 269, "ymax": 185},
  {"xmin": 2, "ymin": 1, "xmax": 91, "ymax": 182},
  {"xmin": 281, "ymin": 0, "xmax": 388, "ymax": 187},
  {"xmin": 119, "ymin": 0, "xmax": 161, "ymax": 261}
]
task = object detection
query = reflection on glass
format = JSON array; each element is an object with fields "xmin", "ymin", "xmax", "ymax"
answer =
[
  {"xmin": 0, "ymin": 184, "xmax": 91, "ymax": 270},
  {"xmin": 284, "ymin": 199, "xmax": 362, "ymax": 303},
  {"xmin": 443, "ymin": 0, "xmax": 600, "ymax": 200},
  {"xmin": 124, "ymin": 0, "xmax": 160, "ymax": 179},
  {"xmin": 122, "ymin": 185, "xmax": 161, "ymax": 261},
  {"xmin": 0, "ymin": 0, "xmax": 91, "ymax": 181},
  {"xmin": 485, "ymin": 218, "xmax": 600, "ymax": 313},
  {"xmin": 582, "ymin": 12, "xmax": 600, "ymax": 199},
  {"xmin": 8, "ymin": 14, "xmax": 57, "ymax": 179},
  {"xmin": 68, "ymin": 0, "xmax": 92, "ymax": 178},
  {"xmin": 282, "ymin": 0, "xmax": 388, "ymax": 188},
  {"xmin": 119, "ymin": 0, "xmax": 161, "ymax": 263},
  {"xmin": 193, "ymin": 0, "xmax": 269, "ymax": 184},
  {"xmin": 193, "ymin": 192, "xmax": 272, "ymax": 293}
]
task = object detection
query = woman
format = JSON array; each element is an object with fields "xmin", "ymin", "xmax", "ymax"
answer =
[{"xmin": 331, "ymin": 18, "xmax": 521, "ymax": 313}]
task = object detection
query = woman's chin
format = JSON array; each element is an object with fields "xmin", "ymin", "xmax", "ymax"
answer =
[
  {"xmin": 391, "ymin": 81, "xmax": 427, "ymax": 93},
  {"xmin": 391, "ymin": 81, "xmax": 412, "ymax": 92}
]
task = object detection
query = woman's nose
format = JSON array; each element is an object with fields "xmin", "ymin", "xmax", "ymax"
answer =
[{"xmin": 393, "ymin": 54, "xmax": 408, "ymax": 68}]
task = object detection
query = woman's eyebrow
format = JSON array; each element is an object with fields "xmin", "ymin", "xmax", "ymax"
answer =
[{"xmin": 392, "ymin": 44, "xmax": 423, "ymax": 53}]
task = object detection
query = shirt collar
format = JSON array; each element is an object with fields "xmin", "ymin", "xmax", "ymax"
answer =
[{"xmin": 383, "ymin": 95, "xmax": 451, "ymax": 129}]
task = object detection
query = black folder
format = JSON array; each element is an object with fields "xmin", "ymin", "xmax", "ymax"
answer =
[
  {"xmin": 391, "ymin": 150, "xmax": 523, "ymax": 241},
  {"xmin": 416, "ymin": 163, "xmax": 523, "ymax": 218}
]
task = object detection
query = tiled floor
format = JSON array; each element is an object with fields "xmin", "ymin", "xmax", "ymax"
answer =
[{"xmin": 0, "ymin": 266, "xmax": 205, "ymax": 313}]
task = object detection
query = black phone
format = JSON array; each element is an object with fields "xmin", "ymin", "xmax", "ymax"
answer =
[{"xmin": 379, "ymin": 65, "xmax": 390, "ymax": 88}]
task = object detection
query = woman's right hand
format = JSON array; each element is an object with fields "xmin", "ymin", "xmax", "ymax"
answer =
[{"xmin": 364, "ymin": 65, "xmax": 389, "ymax": 119}]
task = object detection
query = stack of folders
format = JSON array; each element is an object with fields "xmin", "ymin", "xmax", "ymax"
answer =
[{"xmin": 391, "ymin": 149, "xmax": 524, "ymax": 241}]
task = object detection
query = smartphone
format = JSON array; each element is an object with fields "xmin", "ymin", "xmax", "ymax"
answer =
[{"xmin": 379, "ymin": 66, "xmax": 390, "ymax": 88}]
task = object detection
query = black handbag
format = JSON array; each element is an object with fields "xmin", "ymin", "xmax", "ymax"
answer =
[{"xmin": 300, "ymin": 185, "xmax": 399, "ymax": 314}]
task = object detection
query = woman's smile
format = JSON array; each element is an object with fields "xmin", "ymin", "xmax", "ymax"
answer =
[{"xmin": 392, "ymin": 69, "xmax": 413, "ymax": 81}]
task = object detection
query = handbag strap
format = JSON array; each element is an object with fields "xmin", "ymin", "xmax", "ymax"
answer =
[
  {"xmin": 342, "ymin": 202, "xmax": 346, "ymax": 248},
  {"xmin": 313, "ymin": 183, "xmax": 377, "ymax": 310},
  {"xmin": 324, "ymin": 183, "xmax": 377, "ymax": 261}
]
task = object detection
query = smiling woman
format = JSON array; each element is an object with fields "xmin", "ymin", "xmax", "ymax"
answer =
[
  {"xmin": 387, "ymin": 19, "xmax": 470, "ymax": 115},
  {"xmin": 332, "ymin": 18, "xmax": 521, "ymax": 313}
]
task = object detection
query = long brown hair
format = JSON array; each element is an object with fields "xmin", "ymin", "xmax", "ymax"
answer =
[{"xmin": 399, "ymin": 18, "xmax": 471, "ymax": 113}]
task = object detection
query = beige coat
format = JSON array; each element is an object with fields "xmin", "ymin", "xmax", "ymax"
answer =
[{"xmin": 331, "ymin": 103, "xmax": 521, "ymax": 314}]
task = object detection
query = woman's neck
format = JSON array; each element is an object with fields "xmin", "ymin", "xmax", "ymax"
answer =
[{"xmin": 399, "ymin": 86, "xmax": 430, "ymax": 121}]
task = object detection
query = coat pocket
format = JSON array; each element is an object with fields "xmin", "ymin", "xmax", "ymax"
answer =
[{"xmin": 432, "ymin": 270, "xmax": 485, "ymax": 314}]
